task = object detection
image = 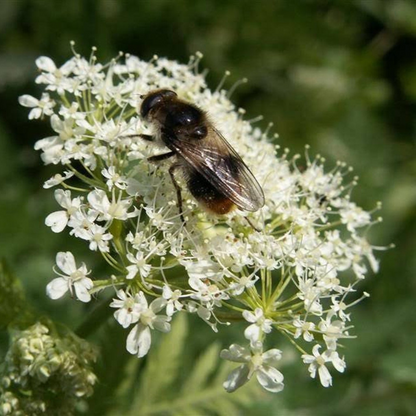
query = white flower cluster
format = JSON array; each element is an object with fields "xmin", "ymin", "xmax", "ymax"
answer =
[
  {"xmin": 0, "ymin": 323, "xmax": 97, "ymax": 415},
  {"xmin": 21, "ymin": 45, "xmax": 384, "ymax": 394}
]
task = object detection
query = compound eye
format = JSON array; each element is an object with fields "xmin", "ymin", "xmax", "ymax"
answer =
[{"xmin": 140, "ymin": 90, "xmax": 177, "ymax": 118}]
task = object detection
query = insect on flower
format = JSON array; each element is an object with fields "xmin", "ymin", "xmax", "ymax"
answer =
[{"xmin": 139, "ymin": 89, "xmax": 265, "ymax": 222}]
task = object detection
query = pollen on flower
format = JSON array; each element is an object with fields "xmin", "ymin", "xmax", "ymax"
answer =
[{"xmin": 21, "ymin": 46, "xmax": 386, "ymax": 395}]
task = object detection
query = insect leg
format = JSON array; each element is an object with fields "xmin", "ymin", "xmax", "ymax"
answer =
[
  {"xmin": 148, "ymin": 151, "xmax": 176, "ymax": 163},
  {"xmin": 140, "ymin": 134, "xmax": 155, "ymax": 141},
  {"xmin": 169, "ymin": 163, "xmax": 185, "ymax": 223},
  {"xmin": 118, "ymin": 134, "xmax": 155, "ymax": 141},
  {"xmin": 245, "ymin": 216, "xmax": 261, "ymax": 232}
]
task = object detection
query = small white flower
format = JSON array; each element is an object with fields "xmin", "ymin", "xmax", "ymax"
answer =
[
  {"xmin": 301, "ymin": 344, "xmax": 345, "ymax": 387},
  {"xmin": 126, "ymin": 251, "xmax": 152, "ymax": 280},
  {"xmin": 88, "ymin": 189, "xmax": 133, "ymax": 221},
  {"xmin": 43, "ymin": 171, "xmax": 74, "ymax": 189},
  {"xmin": 34, "ymin": 135, "xmax": 64, "ymax": 165},
  {"xmin": 350, "ymin": 234, "xmax": 380, "ymax": 273},
  {"xmin": 51, "ymin": 114, "xmax": 85, "ymax": 142},
  {"xmin": 87, "ymin": 223, "xmax": 113, "ymax": 252},
  {"xmin": 340, "ymin": 202, "xmax": 371, "ymax": 232},
  {"xmin": 67, "ymin": 209, "xmax": 113, "ymax": 252},
  {"xmin": 162, "ymin": 285, "xmax": 183, "ymax": 316},
  {"xmin": 185, "ymin": 259, "xmax": 224, "ymax": 282},
  {"xmin": 45, "ymin": 189, "xmax": 82, "ymax": 233},
  {"xmin": 35, "ymin": 56, "xmax": 76, "ymax": 94},
  {"xmin": 318, "ymin": 318, "xmax": 346, "ymax": 350},
  {"xmin": 126, "ymin": 293, "xmax": 171, "ymax": 358},
  {"xmin": 46, "ymin": 251, "xmax": 93, "ymax": 302},
  {"xmin": 297, "ymin": 278, "xmax": 323, "ymax": 316},
  {"xmin": 229, "ymin": 273, "xmax": 258, "ymax": 296},
  {"xmin": 329, "ymin": 296, "xmax": 351, "ymax": 321},
  {"xmin": 18, "ymin": 93, "xmax": 55, "ymax": 119},
  {"xmin": 221, "ymin": 343, "xmax": 284, "ymax": 393},
  {"xmin": 110, "ymin": 290, "xmax": 143, "ymax": 328},
  {"xmin": 59, "ymin": 102, "xmax": 85, "ymax": 120},
  {"xmin": 243, "ymin": 308, "xmax": 273, "ymax": 343},
  {"xmin": 293, "ymin": 317, "xmax": 316, "ymax": 342},
  {"xmin": 188, "ymin": 276, "xmax": 229, "ymax": 306},
  {"xmin": 102, "ymin": 166, "xmax": 128, "ymax": 190}
]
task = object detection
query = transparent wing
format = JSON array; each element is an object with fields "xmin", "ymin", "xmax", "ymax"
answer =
[{"xmin": 166, "ymin": 127, "xmax": 265, "ymax": 211}]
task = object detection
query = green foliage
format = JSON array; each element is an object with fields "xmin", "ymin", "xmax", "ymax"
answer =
[
  {"xmin": 0, "ymin": 259, "xmax": 32, "ymax": 329},
  {"xmin": 124, "ymin": 314, "xmax": 264, "ymax": 416}
]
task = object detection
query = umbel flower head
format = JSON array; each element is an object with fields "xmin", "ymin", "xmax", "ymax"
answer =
[{"xmin": 20, "ymin": 44, "xmax": 385, "ymax": 393}]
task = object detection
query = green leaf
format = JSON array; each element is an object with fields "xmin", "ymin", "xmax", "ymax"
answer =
[
  {"xmin": 0, "ymin": 259, "xmax": 32, "ymax": 329},
  {"xmin": 181, "ymin": 341, "xmax": 221, "ymax": 394},
  {"xmin": 137, "ymin": 312, "xmax": 188, "ymax": 406},
  {"xmin": 88, "ymin": 321, "xmax": 140, "ymax": 416},
  {"xmin": 125, "ymin": 314, "xmax": 262, "ymax": 416}
]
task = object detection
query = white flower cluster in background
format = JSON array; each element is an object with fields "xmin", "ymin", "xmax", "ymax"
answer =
[
  {"xmin": 0, "ymin": 323, "xmax": 97, "ymax": 415},
  {"xmin": 20, "ymin": 44, "xmax": 385, "ymax": 394}
]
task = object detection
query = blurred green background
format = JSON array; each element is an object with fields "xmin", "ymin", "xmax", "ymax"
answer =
[{"xmin": 1, "ymin": 0, "xmax": 416, "ymax": 414}]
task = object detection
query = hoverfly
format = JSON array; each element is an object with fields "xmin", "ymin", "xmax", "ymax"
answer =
[{"xmin": 139, "ymin": 89, "xmax": 265, "ymax": 222}]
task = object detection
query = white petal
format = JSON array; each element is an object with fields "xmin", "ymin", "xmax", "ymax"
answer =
[
  {"xmin": 223, "ymin": 364, "xmax": 250, "ymax": 393},
  {"xmin": 34, "ymin": 136, "xmax": 58, "ymax": 151},
  {"xmin": 242, "ymin": 310, "xmax": 256, "ymax": 323},
  {"xmin": 60, "ymin": 59, "xmax": 75, "ymax": 74},
  {"xmin": 51, "ymin": 114, "xmax": 63, "ymax": 133},
  {"xmin": 116, "ymin": 289, "xmax": 127, "ymax": 301},
  {"xmin": 318, "ymin": 365, "xmax": 332, "ymax": 387},
  {"xmin": 150, "ymin": 297, "xmax": 167, "ymax": 313},
  {"xmin": 56, "ymin": 251, "xmax": 76, "ymax": 275},
  {"xmin": 166, "ymin": 303, "xmax": 175, "ymax": 317},
  {"xmin": 368, "ymin": 253, "xmax": 379, "ymax": 273},
  {"xmin": 312, "ymin": 344, "xmax": 322, "ymax": 357},
  {"xmin": 109, "ymin": 299, "xmax": 124, "ymax": 309},
  {"xmin": 126, "ymin": 324, "xmax": 139, "ymax": 354},
  {"xmin": 135, "ymin": 292, "xmax": 148, "ymax": 309},
  {"xmin": 76, "ymin": 119, "xmax": 94, "ymax": 130},
  {"xmin": 114, "ymin": 308, "xmax": 132, "ymax": 328},
  {"xmin": 126, "ymin": 265, "xmax": 138, "ymax": 280},
  {"xmin": 18, "ymin": 94, "xmax": 38, "ymax": 108},
  {"xmin": 88, "ymin": 189, "xmax": 109, "ymax": 212},
  {"xmin": 301, "ymin": 353, "xmax": 315, "ymax": 365},
  {"xmin": 328, "ymin": 351, "xmax": 346, "ymax": 373},
  {"xmin": 54, "ymin": 189, "xmax": 71, "ymax": 208},
  {"xmin": 254, "ymin": 308, "xmax": 264, "ymax": 319},
  {"xmin": 136, "ymin": 326, "xmax": 152, "ymax": 357},
  {"xmin": 74, "ymin": 279, "xmax": 92, "ymax": 303},
  {"xmin": 45, "ymin": 210, "xmax": 68, "ymax": 233},
  {"xmin": 244, "ymin": 323, "xmax": 261, "ymax": 342},
  {"xmin": 29, "ymin": 108, "xmax": 42, "ymax": 120},
  {"xmin": 153, "ymin": 316, "xmax": 171, "ymax": 333},
  {"xmin": 46, "ymin": 277, "xmax": 68, "ymax": 299},
  {"xmin": 162, "ymin": 285, "xmax": 172, "ymax": 299},
  {"xmin": 262, "ymin": 349, "xmax": 283, "ymax": 366},
  {"xmin": 127, "ymin": 324, "xmax": 151, "ymax": 357},
  {"xmin": 332, "ymin": 358, "xmax": 346, "ymax": 373},
  {"xmin": 36, "ymin": 56, "xmax": 56, "ymax": 72},
  {"xmin": 220, "ymin": 344, "xmax": 250, "ymax": 363},
  {"xmin": 256, "ymin": 366, "xmax": 284, "ymax": 393}
]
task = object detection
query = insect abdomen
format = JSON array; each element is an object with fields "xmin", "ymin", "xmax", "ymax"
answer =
[{"xmin": 187, "ymin": 170, "xmax": 235, "ymax": 215}]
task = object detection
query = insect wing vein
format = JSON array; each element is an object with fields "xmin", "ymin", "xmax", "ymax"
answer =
[{"xmin": 169, "ymin": 127, "xmax": 265, "ymax": 211}]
